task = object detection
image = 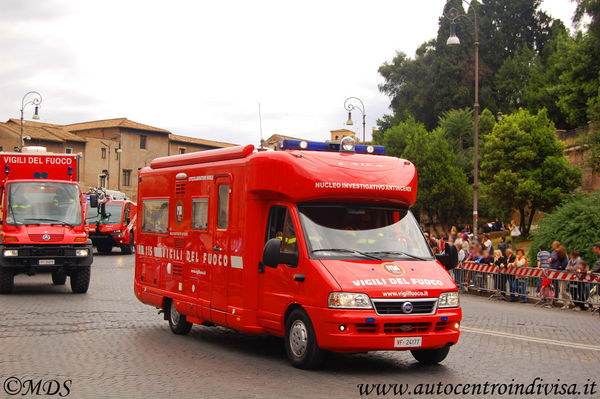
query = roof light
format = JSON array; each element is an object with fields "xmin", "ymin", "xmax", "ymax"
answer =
[
  {"xmin": 340, "ymin": 136, "xmax": 355, "ymax": 153},
  {"xmin": 278, "ymin": 139, "xmax": 385, "ymax": 155}
]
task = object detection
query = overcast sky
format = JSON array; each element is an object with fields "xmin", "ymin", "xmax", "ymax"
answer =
[{"xmin": 0, "ymin": 0, "xmax": 579, "ymax": 146}]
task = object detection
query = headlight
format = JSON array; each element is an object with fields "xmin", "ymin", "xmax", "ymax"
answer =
[
  {"xmin": 438, "ymin": 291, "xmax": 460, "ymax": 308},
  {"xmin": 328, "ymin": 292, "xmax": 372, "ymax": 309},
  {"xmin": 3, "ymin": 249, "xmax": 19, "ymax": 257},
  {"xmin": 76, "ymin": 248, "xmax": 89, "ymax": 257}
]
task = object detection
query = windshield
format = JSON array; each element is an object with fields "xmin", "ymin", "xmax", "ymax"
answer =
[
  {"xmin": 86, "ymin": 202, "xmax": 124, "ymax": 224},
  {"xmin": 298, "ymin": 204, "xmax": 433, "ymax": 261},
  {"xmin": 6, "ymin": 182, "xmax": 83, "ymax": 226}
]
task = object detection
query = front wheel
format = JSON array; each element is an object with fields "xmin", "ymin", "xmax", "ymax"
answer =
[
  {"xmin": 70, "ymin": 266, "xmax": 91, "ymax": 293},
  {"xmin": 168, "ymin": 300, "xmax": 192, "ymax": 335},
  {"xmin": 411, "ymin": 346, "xmax": 450, "ymax": 365},
  {"xmin": 0, "ymin": 268, "xmax": 14, "ymax": 294},
  {"xmin": 285, "ymin": 309, "xmax": 324, "ymax": 369}
]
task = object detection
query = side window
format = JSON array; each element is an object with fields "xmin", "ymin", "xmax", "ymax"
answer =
[
  {"xmin": 141, "ymin": 199, "xmax": 168, "ymax": 233},
  {"xmin": 192, "ymin": 198, "xmax": 208, "ymax": 230},
  {"xmin": 217, "ymin": 184, "xmax": 229, "ymax": 229},
  {"xmin": 265, "ymin": 206, "xmax": 297, "ymax": 253},
  {"xmin": 123, "ymin": 204, "xmax": 130, "ymax": 222}
]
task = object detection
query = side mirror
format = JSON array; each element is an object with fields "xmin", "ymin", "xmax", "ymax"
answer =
[
  {"xmin": 100, "ymin": 203, "xmax": 110, "ymax": 219},
  {"xmin": 262, "ymin": 238, "xmax": 299, "ymax": 268},
  {"xmin": 89, "ymin": 194, "xmax": 99, "ymax": 208},
  {"xmin": 436, "ymin": 242, "xmax": 458, "ymax": 270}
]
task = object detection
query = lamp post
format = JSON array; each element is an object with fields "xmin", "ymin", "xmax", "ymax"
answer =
[
  {"xmin": 20, "ymin": 91, "xmax": 42, "ymax": 151},
  {"xmin": 344, "ymin": 97, "xmax": 366, "ymax": 143},
  {"xmin": 445, "ymin": 1, "xmax": 479, "ymax": 240}
]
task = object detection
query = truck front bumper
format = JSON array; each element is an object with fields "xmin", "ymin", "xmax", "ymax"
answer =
[
  {"xmin": 0, "ymin": 244, "xmax": 93, "ymax": 275},
  {"xmin": 304, "ymin": 305, "xmax": 461, "ymax": 353}
]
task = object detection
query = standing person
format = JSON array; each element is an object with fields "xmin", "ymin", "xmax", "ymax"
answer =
[
  {"xmin": 497, "ymin": 236, "xmax": 508, "ymax": 257},
  {"xmin": 505, "ymin": 248, "xmax": 517, "ymax": 301},
  {"xmin": 482, "ymin": 234, "xmax": 493, "ymax": 254},
  {"xmin": 592, "ymin": 244, "xmax": 600, "ymax": 274},
  {"xmin": 493, "ymin": 249, "xmax": 507, "ymax": 295},
  {"xmin": 554, "ymin": 246, "xmax": 569, "ymax": 306},
  {"xmin": 569, "ymin": 261, "xmax": 590, "ymax": 311},
  {"xmin": 565, "ymin": 252, "xmax": 584, "ymax": 309},
  {"xmin": 547, "ymin": 241, "xmax": 561, "ymax": 269},
  {"xmin": 512, "ymin": 249, "xmax": 529, "ymax": 303},
  {"xmin": 508, "ymin": 220, "xmax": 521, "ymax": 244},
  {"xmin": 536, "ymin": 245, "xmax": 551, "ymax": 295}
]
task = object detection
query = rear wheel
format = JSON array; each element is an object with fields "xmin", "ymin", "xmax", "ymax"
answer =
[
  {"xmin": 52, "ymin": 271, "xmax": 67, "ymax": 285},
  {"xmin": 0, "ymin": 268, "xmax": 14, "ymax": 294},
  {"xmin": 285, "ymin": 309, "xmax": 323, "ymax": 369},
  {"xmin": 70, "ymin": 266, "xmax": 91, "ymax": 293},
  {"xmin": 168, "ymin": 300, "xmax": 193, "ymax": 335},
  {"xmin": 121, "ymin": 232, "xmax": 134, "ymax": 254},
  {"xmin": 411, "ymin": 346, "xmax": 450, "ymax": 365}
]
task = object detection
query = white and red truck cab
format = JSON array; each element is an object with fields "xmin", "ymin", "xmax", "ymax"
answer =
[
  {"xmin": 0, "ymin": 147, "xmax": 94, "ymax": 294},
  {"xmin": 86, "ymin": 189, "xmax": 137, "ymax": 254},
  {"xmin": 134, "ymin": 138, "xmax": 460, "ymax": 368}
]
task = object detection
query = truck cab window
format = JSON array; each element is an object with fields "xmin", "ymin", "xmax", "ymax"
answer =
[
  {"xmin": 266, "ymin": 206, "xmax": 297, "ymax": 253},
  {"xmin": 217, "ymin": 184, "xmax": 229, "ymax": 229}
]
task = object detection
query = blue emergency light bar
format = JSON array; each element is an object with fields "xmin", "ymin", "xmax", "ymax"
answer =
[{"xmin": 278, "ymin": 139, "xmax": 385, "ymax": 155}]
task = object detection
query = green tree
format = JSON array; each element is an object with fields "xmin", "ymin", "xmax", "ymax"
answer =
[
  {"xmin": 529, "ymin": 190, "xmax": 600, "ymax": 265},
  {"xmin": 374, "ymin": 116, "xmax": 427, "ymax": 158},
  {"xmin": 480, "ymin": 108, "xmax": 581, "ymax": 237}
]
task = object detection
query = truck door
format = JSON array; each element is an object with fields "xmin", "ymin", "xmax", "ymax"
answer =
[
  {"xmin": 210, "ymin": 176, "xmax": 231, "ymax": 316},
  {"xmin": 258, "ymin": 205, "xmax": 300, "ymax": 329}
]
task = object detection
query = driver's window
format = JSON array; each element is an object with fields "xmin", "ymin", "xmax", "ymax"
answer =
[{"xmin": 265, "ymin": 206, "xmax": 297, "ymax": 253}]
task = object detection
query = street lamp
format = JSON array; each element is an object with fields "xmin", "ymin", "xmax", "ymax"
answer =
[
  {"xmin": 445, "ymin": 1, "xmax": 480, "ymax": 240},
  {"xmin": 344, "ymin": 97, "xmax": 366, "ymax": 143},
  {"xmin": 20, "ymin": 91, "xmax": 42, "ymax": 151}
]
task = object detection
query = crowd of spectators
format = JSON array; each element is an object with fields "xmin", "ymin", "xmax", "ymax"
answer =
[{"xmin": 425, "ymin": 224, "xmax": 600, "ymax": 311}]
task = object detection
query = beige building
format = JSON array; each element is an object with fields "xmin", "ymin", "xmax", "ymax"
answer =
[
  {"xmin": 557, "ymin": 125, "xmax": 600, "ymax": 192},
  {"xmin": 262, "ymin": 129, "xmax": 359, "ymax": 152},
  {"xmin": 0, "ymin": 117, "xmax": 236, "ymax": 200}
]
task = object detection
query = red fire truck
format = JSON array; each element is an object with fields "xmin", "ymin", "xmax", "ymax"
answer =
[
  {"xmin": 134, "ymin": 138, "xmax": 460, "ymax": 368},
  {"xmin": 86, "ymin": 188, "xmax": 137, "ymax": 254},
  {"xmin": 0, "ymin": 147, "xmax": 94, "ymax": 294}
]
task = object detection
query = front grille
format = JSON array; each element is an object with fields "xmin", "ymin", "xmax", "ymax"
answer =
[
  {"xmin": 384, "ymin": 322, "xmax": 431, "ymax": 334},
  {"xmin": 372, "ymin": 299, "xmax": 437, "ymax": 315},
  {"xmin": 18, "ymin": 246, "xmax": 76, "ymax": 257},
  {"xmin": 355, "ymin": 323, "xmax": 377, "ymax": 334},
  {"xmin": 435, "ymin": 321, "xmax": 449, "ymax": 331},
  {"xmin": 29, "ymin": 234, "xmax": 64, "ymax": 242}
]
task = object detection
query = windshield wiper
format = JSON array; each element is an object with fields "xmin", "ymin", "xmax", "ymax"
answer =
[
  {"xmin": 23, "ymin": 218, "xmax": 74, "ymax": 228},
  {"xmin": 365, "ymin": 250, "xmax": 430, "ymax": 261},
  {"xmin": 312, "ymin": 248, "xmax": 382, "ymax": 260}
]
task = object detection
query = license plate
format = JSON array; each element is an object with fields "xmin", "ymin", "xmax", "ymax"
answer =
[
  {"xmin": 39, "ymin": 259, "xmax": 55, "ymax": 265},
  {"xmin": 394, "ymin": 337, "xmax": 422, "ymax": 348}
]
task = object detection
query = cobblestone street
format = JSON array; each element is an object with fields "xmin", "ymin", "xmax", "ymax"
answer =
[{"xmin": 1, "ymin": 253, "xmax": 599, "ymax": 398}]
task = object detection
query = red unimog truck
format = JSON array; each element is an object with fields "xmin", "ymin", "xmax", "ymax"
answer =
[
  {"xmin": 134, "ymin": 138, "xmax": 460, "ymax": 368},
  {"xmin": 0, "ymin": 147, "xmax": 94, "ymax": 294}
]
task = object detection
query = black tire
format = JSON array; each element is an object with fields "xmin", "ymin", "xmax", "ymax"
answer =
[
  {"xmin": 168, "ymin": 300, "xmax": 193, "ymax": 335},
  {"xmin": 411, "ymin": 346, "xmax": 450, "ymax": 365},
  {"xmin": 285, "ymin": 308, "xmax": 324, "ymax": 369},
  {"xmin": 0, "ymin": 268, "xmax": 14, "ymax": 294},
  {"xmin": 121, "ymin": 232, "xmax": 134, "ymax": 255},
  {"xmin": 52, "ymin": 271, "xmax": 67, "ymax": 285},
  {"xmin": 97, "ymin": 243, "xmax": 112, "ymax": 254},
  {"xmin": 70, "ymin": 265, "xmax": 91, "ymax": 294}
]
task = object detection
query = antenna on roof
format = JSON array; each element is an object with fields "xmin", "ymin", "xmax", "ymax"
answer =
[{"xmin": 258, "ymin": 102, "xmax": 264, "ymax": 150}]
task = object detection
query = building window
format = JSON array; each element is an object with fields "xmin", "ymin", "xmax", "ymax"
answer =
[
  {"xmin": 115, "ymin": 148, "xmax": 120, "ymax": 160},
  {"xmin": 101, "ymin": 147, "xmax": 106, "ymax": 159},
  {"xmin": 123, "ymin": 169, "xmax": 132, "ymax": 186},
  {"xmin": 0, "ymin": 146, "xmax": 3, "ymax": 152},
  {"xmin": 65, "ymin": 147, "xmax": 72, "ymax": 154},
  {"xmin": 179, "ymin": 147, "xmax": 186, "ymax": 154},
  {"xmin": 140, "ymin": 135, "xmax": 147, "ymax": 149}
]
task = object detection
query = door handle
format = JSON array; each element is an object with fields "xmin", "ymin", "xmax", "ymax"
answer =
[{"xmin": 213, "ymin": 246, "xmax": 221, "ymax": 252}]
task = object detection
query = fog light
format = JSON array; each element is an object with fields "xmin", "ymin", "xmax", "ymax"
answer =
[
  {"xmin": 339, "ymin": 325, "xmax": 346, "ymax": 332},
  {"xmin": 454, "ymin": 322, "xmax": 460, "ymax": 329},
  {"xmin": 3, "ymin": 249, "xmax": 18, "ymax": 257}
]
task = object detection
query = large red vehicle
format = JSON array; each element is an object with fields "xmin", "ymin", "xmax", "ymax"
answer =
[
  {"xmin": 86, "ymin": 189, "xmax": 137, "ymax": 254},
  {"xmin": 0, "ymin": 147, "xmax": 94, "ymax": 294},
  {"xmin": 134, "ymin": 138, "xmax": 460, "ymax": 368}
]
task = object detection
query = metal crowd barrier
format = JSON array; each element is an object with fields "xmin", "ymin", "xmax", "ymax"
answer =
[{"xmin": 452, "ymin": 261, "xmax": 600, "ymax": 311}]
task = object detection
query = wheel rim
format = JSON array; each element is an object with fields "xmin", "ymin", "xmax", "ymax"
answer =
[
  {"xmin": 289, "ymin": 320, "xmax": 308, "ymax": 357},
  {"xmin": 170, "ymin": 302, "xmax": 180, "ymax": 325}
]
